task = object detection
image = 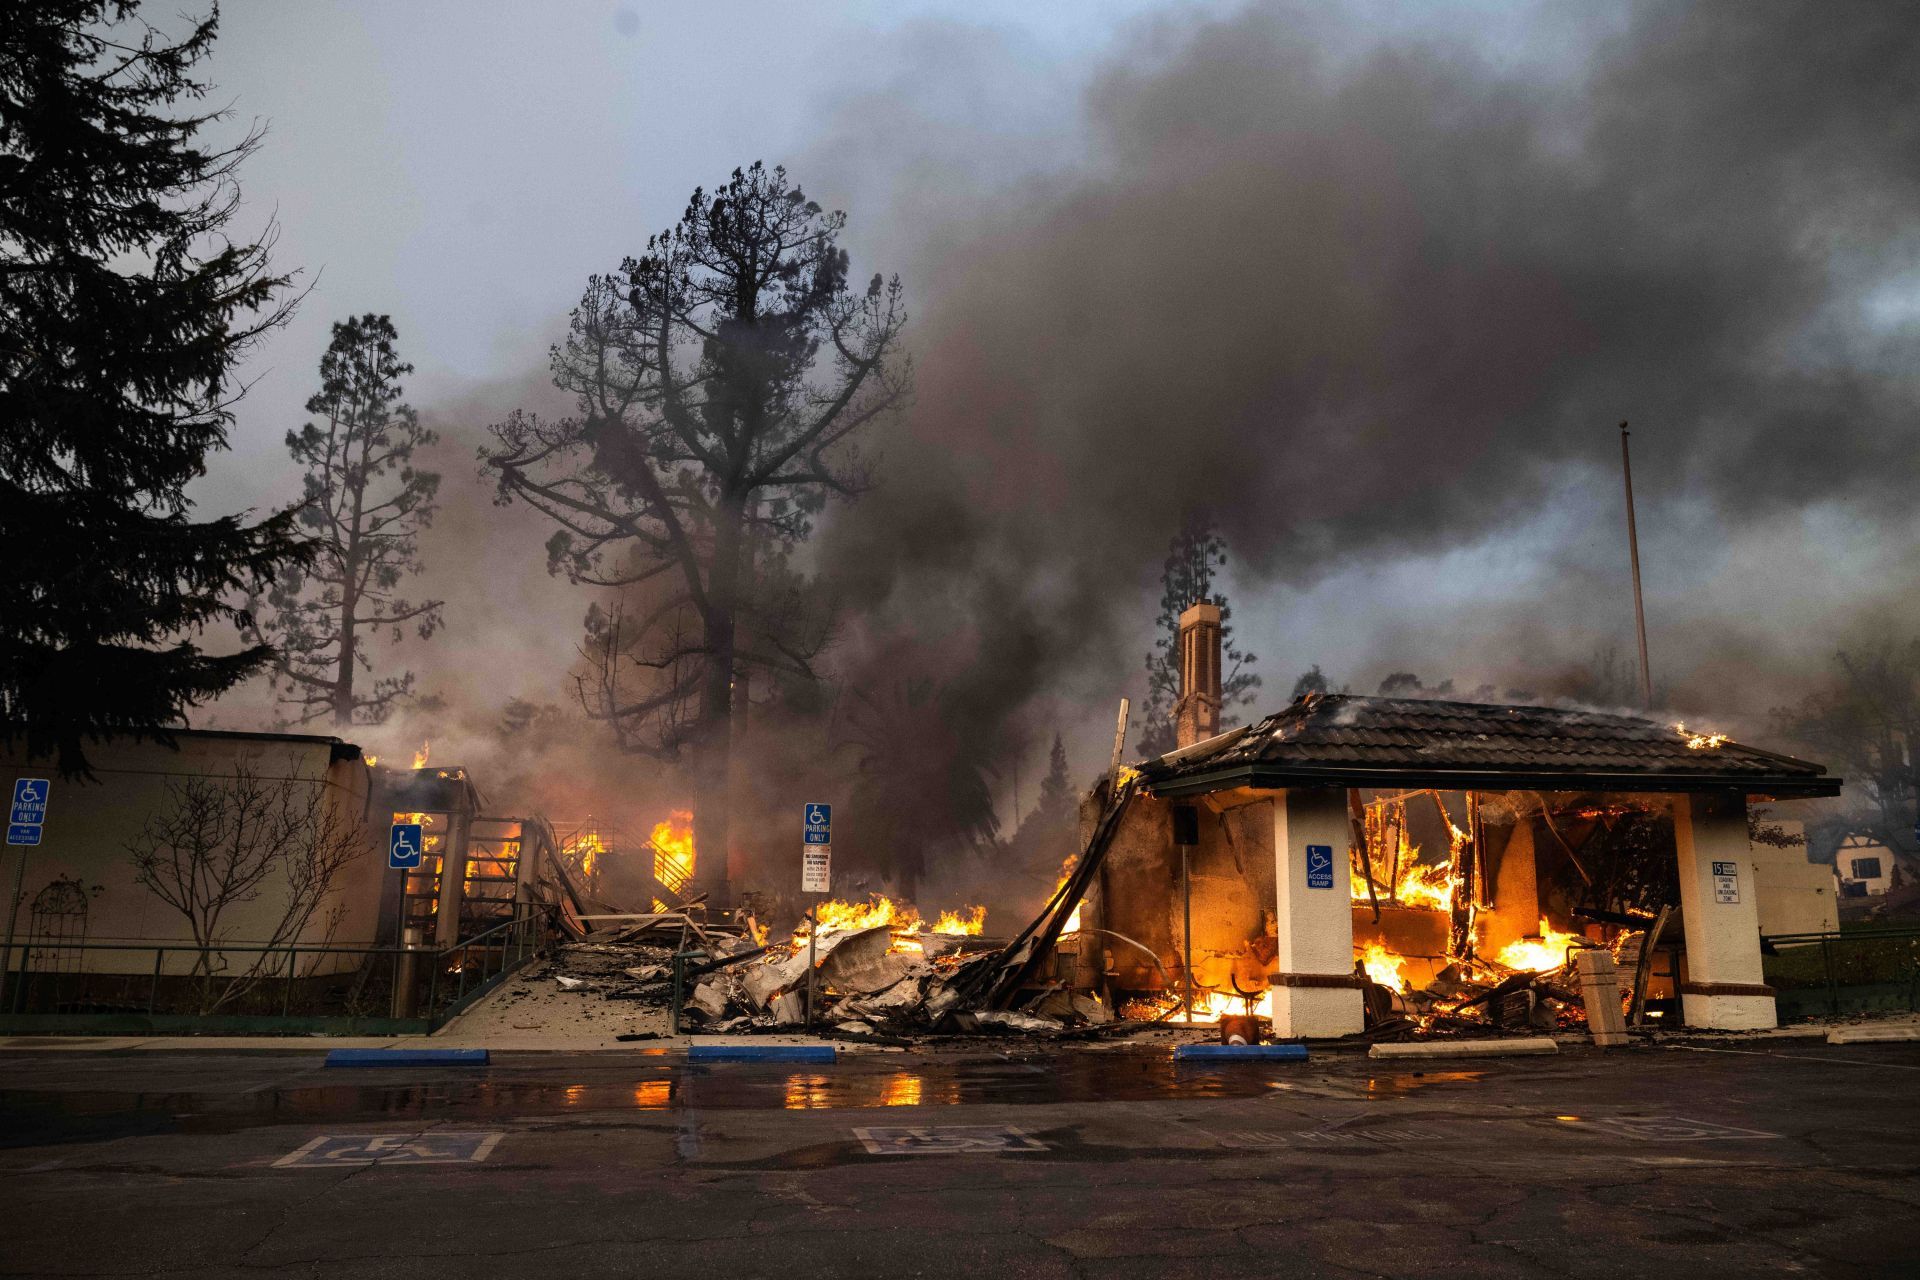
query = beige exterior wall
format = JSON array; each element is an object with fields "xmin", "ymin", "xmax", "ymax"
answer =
[
  {"xmin": 2, "ymin": 732, "xmax": 385, "ymax": 976},
  {"xmin": 1749, "ymin": 820, "xmax": 1836, "ymax": 938}
]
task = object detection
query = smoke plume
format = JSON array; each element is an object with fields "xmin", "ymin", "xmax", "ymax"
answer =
[{"xmin": 806, "ymin": 0, "xmax": 1920, "ymax": 758}]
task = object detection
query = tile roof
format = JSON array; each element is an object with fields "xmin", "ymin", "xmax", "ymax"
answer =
[{"xmin": 1138, "ymin": 694, "xmax": 1839, "ymax": 797}]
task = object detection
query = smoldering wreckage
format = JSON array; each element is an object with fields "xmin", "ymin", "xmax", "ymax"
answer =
[{"xmin": 497, "ymin": 603, "xmax": 1839, "ymax": 1047}]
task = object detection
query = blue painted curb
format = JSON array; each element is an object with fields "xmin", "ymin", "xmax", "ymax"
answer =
[
  {"xmin": 324, "ymin": 1048, "xmax": 490, "ymax": 1067},
  {"xmin": 688, "ymin": 1044, "xmax": 836, "ymax": 1064},
  {"xmin": 1175, "ymin": 1043, "xmax": 1309, "ymax": 1062}
]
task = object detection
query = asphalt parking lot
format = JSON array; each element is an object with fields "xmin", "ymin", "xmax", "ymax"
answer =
[{"xmin": 2, "ymin": 1036, "xmax": 1917, "ymax": 1278}]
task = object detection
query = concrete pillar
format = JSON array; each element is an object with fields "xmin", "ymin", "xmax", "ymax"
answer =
[
  {"xmin": 434, "ymin": 810, "xmax": 471, "ymax": 949},
  {"xmin": 1476, "ymin": 818, "xmax": 1539, "ymax": 956},
  {"xmin": 1272, "ymin": 787, "xmax": 1364, "ymax": 1038},
  {"xmin": 1672, "ymin": 793, "xmax": 1775, "ymax": 1030}
]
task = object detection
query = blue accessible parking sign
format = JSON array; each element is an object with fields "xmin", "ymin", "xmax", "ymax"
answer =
[
  {"xmin": 389, "ymin": 822, "xmax": 424, "ymax": 870},
  {"xmin": 804, "ymin": 803, "xmax": 831, "ymax": 844},
  {"xmin": 8, "ymin": 778, "xmax": 49, "ymax": 847}
]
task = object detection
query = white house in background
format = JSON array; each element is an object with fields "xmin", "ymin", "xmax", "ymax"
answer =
[{"xmin": 1834, "ymin": 835, "xmax": 1897, "ymax": 900}]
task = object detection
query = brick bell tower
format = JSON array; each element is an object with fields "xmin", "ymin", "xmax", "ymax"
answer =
[{"xmin": 1173, "ymin": 601, "xmax": 1222, "ymax": 748}]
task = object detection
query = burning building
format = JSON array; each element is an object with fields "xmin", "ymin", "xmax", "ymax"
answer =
[{"xmin": 1073, "ymin": 605, "xmax": 1842, "ymax": 1038}]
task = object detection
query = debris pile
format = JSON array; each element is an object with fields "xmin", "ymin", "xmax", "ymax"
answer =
[
  {"xmin": 1353, "ymin": 917, "xmax": 1665, "ymax": 1040},
  {"xmin": 674, "ymin": 900, "xmax": 1117, "ymax": 1038}
]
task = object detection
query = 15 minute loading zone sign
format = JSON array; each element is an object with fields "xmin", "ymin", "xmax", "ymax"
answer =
[{"xmin": 802, "ymin": 803, "xmax": 831, "ymax": 893}]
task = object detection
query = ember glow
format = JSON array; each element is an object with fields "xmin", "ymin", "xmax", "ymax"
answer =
[
  {"xmin": 1674, "ymin": 722, "xmax": 1729, "ymax": 750},
  {"xmin": 1493, "ymin": 919, "xmax": 1584, "ymax": 972},
  {"xmin": 649, "ymin": 810, "xmax": 695, "ymax": 894}
]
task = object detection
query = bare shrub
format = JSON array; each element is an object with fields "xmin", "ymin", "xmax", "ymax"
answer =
[{"xmin": 127, "ymin": 763, "xmax": 368, "ymax": 1012}]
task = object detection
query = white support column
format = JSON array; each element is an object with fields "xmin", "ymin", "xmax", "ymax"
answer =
[
  {"xmin": 1672, "ymin": 792, "xmax": 1776, "ymax": 1030},
  {"xmin": 1272, "ymin": 787, "xmax": 1363, "ymax": 1038}
]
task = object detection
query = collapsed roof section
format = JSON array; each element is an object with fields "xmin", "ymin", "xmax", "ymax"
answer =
[{"xmin": 1137, "ymin": 693, "xmax": 1841, "ymax": 799}]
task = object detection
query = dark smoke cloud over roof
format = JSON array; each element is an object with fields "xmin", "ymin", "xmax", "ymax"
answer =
[{"xmin": 812, "ymin": 0, "xmax": 1920, "ymax": 739}]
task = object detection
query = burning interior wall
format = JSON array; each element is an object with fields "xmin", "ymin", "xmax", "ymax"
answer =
[{"xmin": 1087, "ymin": 785, "xmax": 1683, "ymax": 1032}]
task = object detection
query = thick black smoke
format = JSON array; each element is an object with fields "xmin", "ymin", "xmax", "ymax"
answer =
[
  {"xmin": 810, "ymin": 0, "xmax": 1920, "ymax": 756},
  {"xmin": 259, "ymin": 2, "xmax": 1918, "ymax": 904}
]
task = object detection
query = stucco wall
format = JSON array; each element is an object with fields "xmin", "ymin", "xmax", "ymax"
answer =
[
  {"xmin": 2, "ymin": 733, "xmax": 384, "ymax": 975},
  {"xmin": 1750, "ymin": 821, "xmax": 1835, "ymax": 938},
  {"xmin": 1096, "ymin": 789, "xmax": 1277, "ymax": 992}
]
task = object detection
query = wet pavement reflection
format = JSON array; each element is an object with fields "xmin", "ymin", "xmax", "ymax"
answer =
[{"xmin": 0, "ymin": 1046, "xmax": 1448, "ymax": 1143}]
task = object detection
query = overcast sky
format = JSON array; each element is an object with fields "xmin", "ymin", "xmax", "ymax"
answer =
[{"xmin": 190, "ymin": 1, "xmax": 1920, "ymax": 786}]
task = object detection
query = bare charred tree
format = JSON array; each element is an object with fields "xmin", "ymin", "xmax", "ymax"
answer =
[
  {"xmin": 1137, "ymin": 511, "xmax": 1260, "ymax": 756},
  {"xmin": 568, "ymin": 538, "xmax": 827, "ymax": 755},
  {"xmin": 255, "ymin": 315, "xmax": 442, "ymax": 726},
  {"xmin": 484, "ymin": 163, "xmax": 910, "ymax": 902},
  {"xmin": 1774, "ymin": 636, "xmax": 1920, "ymax": 861},
  {"xmin": 126, "ymin": 764, "xmax": 367, "ymax": 1012}
]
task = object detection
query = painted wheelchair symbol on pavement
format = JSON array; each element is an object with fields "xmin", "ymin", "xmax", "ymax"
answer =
[{"xmin": 275, "ymin": 1132, "xmax": 504, "ymax": 1167}]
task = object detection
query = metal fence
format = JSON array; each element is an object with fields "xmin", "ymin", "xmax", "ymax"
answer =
[
  {"xmin": 0, "ymin": 904, "xmax": 550, "ymax": 1035},
  {"xmin": 1761, "ymin": 926, "xmax": 1920, "ymax": 1019}
]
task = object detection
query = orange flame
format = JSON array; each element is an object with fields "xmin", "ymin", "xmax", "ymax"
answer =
[
  {"xmin": 791, "ymin": 895, "xmax": 983, "ymax": 954},
  {"xmin": 808, "ymin": 895, "xmax": 917, "ymax": 934},
  {"xmin": 1674, "ymin": 722, "xmax": 1728, "ymax": 750},
  {"xmin": 1494, "ymin": 918, "xmax": 1583, "ymax": 972},
  {"xmin": 1358, "ymin": 942, "xmax": 1409, "ymax": 992},
  {"xmin": 1350, "ymin": 803, "xmax": 1461, "ymax": 912},
  {"xmin": 650, "ymin": 810, "xmax": 695, "ymax": 894},
  {"xmin": 411, "ymin": 740, "xmax": 430, "ymax": 770},
  {"xmin": 1054, "ymin": 855, "xmax": 1084, "ymax": 932},
  {"xmin": 931, "ymin": 905, "xmax": 987, "ymax": 936},
  {"xmin": 1176, "ymin": 987, "xmax": 1274, "ymax": 1023}
]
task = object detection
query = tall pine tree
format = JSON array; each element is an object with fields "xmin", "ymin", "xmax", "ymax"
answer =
[
  {"xmin": 257, "ymin": 315, "xmax": 442, "ymax": 726},
  {"xmin": 0, "ymin": 3, "xmax": 306, "ymax": 773},
  {"xmin": 1035, "ymin": 732, "xmax": 1073, "ymax": 825}
]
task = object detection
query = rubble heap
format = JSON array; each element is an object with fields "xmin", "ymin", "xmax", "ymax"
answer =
[{"xmin": 680, "ymin": 918, "xmax": 1114, "ymax": 1038}]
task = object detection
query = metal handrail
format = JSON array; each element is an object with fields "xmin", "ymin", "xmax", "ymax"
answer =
[
  {"xmin": 1762, "ymin": 927, "xmax": 1920, "ymax": 944},
  {"xmin": 1759, "ymin": 924, "xmax": 1920, "ymax": 1019},
  {"xmin": 3, "ymin": 902, "xmax": 553, "ymax": 1024}
]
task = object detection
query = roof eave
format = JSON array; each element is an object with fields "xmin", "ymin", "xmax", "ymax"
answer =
[{"xmin": 1142, "ymin": 761, "xmax": 1844, "ymax": 800}]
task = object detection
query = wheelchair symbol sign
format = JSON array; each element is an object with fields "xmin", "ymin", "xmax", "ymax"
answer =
[
  {"xmin": 1305, "ymin": 843, "xmax": 1335, "ymax": 890},
  {"xmin": 390, "ymin": 822, "xmax": 424, "ymax": 870},
  {"xmin": 9, "ymin": 777, "xmax": 49, "ymax": 845}
]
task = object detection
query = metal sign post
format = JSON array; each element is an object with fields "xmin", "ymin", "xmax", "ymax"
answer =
[
  {"xmin": 805, "ymin": 903, "xmax": 818, "ymax": 1029},
  {"xmin": 389, "ymin": 822, "xmax": 423, "ymax": 953},
  {"xmin": 1172, "ymin": 805, "xmax": 1198, "ymax": 1025},
  {"xmin": 1182, "ymin": 844, "xmax": 1193, "ymax": 1024},
  {"xmin": 802, "ymin": 804, "xmax": 831, "ymax": 1030}
]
